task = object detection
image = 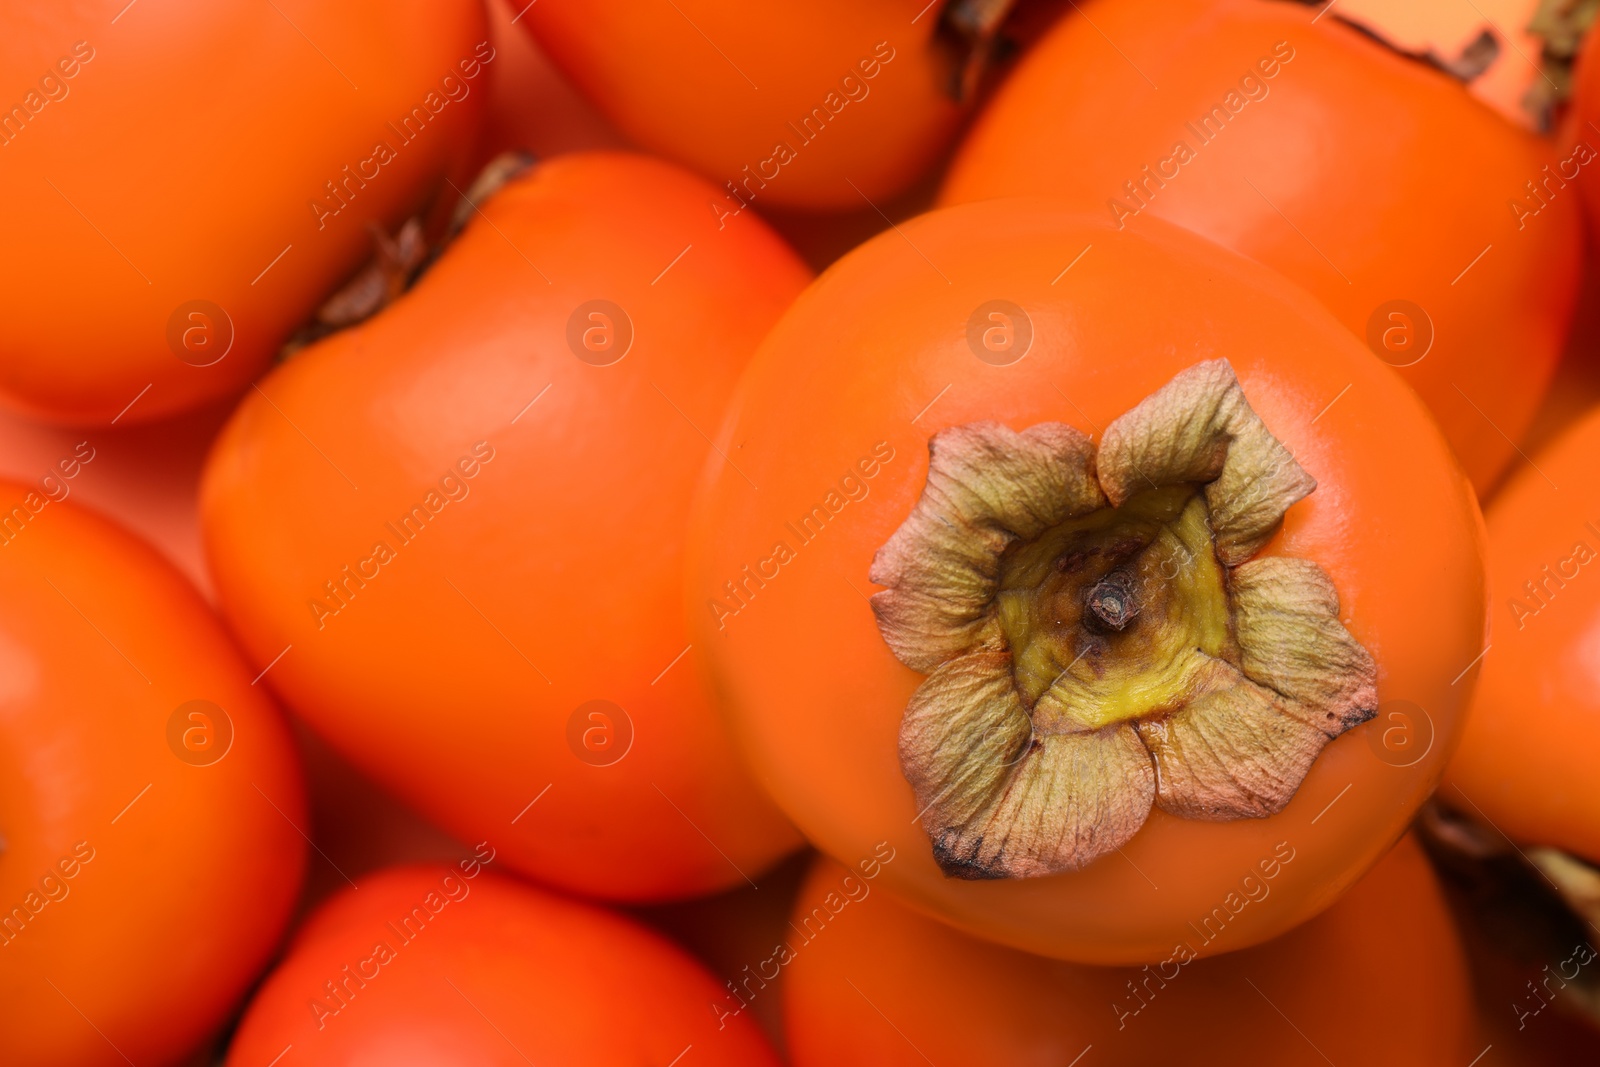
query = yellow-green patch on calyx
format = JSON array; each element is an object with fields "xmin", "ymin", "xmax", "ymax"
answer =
[
  {"xmin": 999, "ymin": 487, "xmax": 1233, "ymax": 731},
  {"xmin": 871, "ymin": 360, "xmax": 1377, "ymax": 880}
]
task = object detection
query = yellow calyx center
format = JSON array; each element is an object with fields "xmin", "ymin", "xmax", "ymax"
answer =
[{"xmin": 998, "ymin": 487, "xmax": 1234, "ymax": 732}]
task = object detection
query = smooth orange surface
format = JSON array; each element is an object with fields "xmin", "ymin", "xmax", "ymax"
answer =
[
  {"xmin": 688, "ymin": 200, "xmax": 1487, "ymax": 963},
  {"xmin": 201, "ymin": 152, "xmax": 809, "ymax": 903},
  {"xmin": 1444, "ymin": 407, "xmax": 1600, "ymax": 864},
  {"xmin": 0, "ymin": 0, "xmax": 487, "ymax": 424},
  {"xmin": 941, "ymin": 0, "xmax": 1581, "ymax": 495},
  {"xmin": 521, "ymin": 0, "xmax": 962, "ymax": 210},
  {"xmin": 225, "ymin": 864, "xmax": 783, "ymax": 1067},
  {"xmin": 783, "ymin": 836, "xmax": 1474, "ymax": 1066},
  {"xmin": 0, "ymin": 485, "xmax": 305, "ymax": 1066}
]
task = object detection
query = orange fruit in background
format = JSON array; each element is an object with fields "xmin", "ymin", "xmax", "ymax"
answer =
[
  {"xmin": 225, "ymin": 863, "xmax": 784, "ymax": 1067},
  {"xmin": 688, "ymin": 199, "xmax": 1486, "ymax": 963},
  {"xmin": 201, "ymin": 151, "xmax": 808, "ymax": 904},
  {"xmin": 0, "ymin": 0, "xmax": 487, "ymax": 424},
  {"xmin": 519, "ymin": 0, "xmax": 969, "ymax": 210},
  {"xmin": 1444, "ymin": 406, "xmax": 1600, "ymax": 865},
  {"xmin": 940, "ymin": 0, "xmax": 1582, "ymax": 496},
  {"xmin": 0, "ymin": 486, "xmax": 305, "ymax": 1066},
  {"xmin": 782, "ymin": 834, "xmax": 1475, "ymax": 1066},
  {"xmin": 0, "ymin": 350, "xmax": 493, "ymax": 922}
]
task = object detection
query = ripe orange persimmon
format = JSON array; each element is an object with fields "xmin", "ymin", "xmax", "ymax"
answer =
[
  {"xmin": 688, "ymin": 200, "xmax": 1486, "ymax": 963},
  {"xmin": 1444, "ymin": 407, "xmax": 1600, "ymax": 865},
  {"xmin": 225, "ymin": 863, "xmax": 783, "ymax": 1067},
  {"xmin": 940, "ymin": 0, "xmax": 1582, "ymax": 495},
  {"xmin": 780, "ymin": 835, "xmax": 1474, "ymax": 1066},
  {"xmin": 0, "ymin": 0, "xmax": 487, "ymax": 424},
  {"xmin": 519, "ymin": 0, "xmax": 975, "ymax": 210},
  {"xmin": 0, "ymin": 484, "xmax": 305, "ymax": 1066},
  {"xmin": 201, "ymin": 151, "xmax": 808, "ymax": 903}
]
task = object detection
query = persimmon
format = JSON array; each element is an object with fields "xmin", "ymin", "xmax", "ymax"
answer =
[
  {"xmin": 518, "ymin": 0, "xmax": 1013, "ymax": 210},
  {"xmin": 940, "ymin": 0, "xmax": 1582, "ymax": 495},
  {"xmin": 0, "ymin": 484, "xmax": 305, "ymax": 1066},
  {"xmin": 225, "ymin": 862, "xmax": 783, "ymax": 1067},
  {"xmin": 201, "ymin": 151, "xmax": 808, "ymax": 903},
  {"xmin": 1443, "ymin": 407, "xmax": 1600, "ymax": 866},
  {"xmin": 779, "ymin": 835, "xmax": 1474, "ymax": 1066},
  {"xmin": 0, "ymin": 0, "xmax": 487, "ymax": 424},
  {"xmin": 687, "ymin": 199, "xmax": 1486, "ymax": 963}
]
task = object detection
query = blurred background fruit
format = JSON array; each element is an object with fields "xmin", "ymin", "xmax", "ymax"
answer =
[
  {"xmin": 783, "ymin": 835, "xmax": 1476, "ymax": 1066},
  {"xmin": 518, "ymin": 0, "xmax": 1063, "ymax": 211},
  {"xmin": 0, "ymin": 490, "xmax": 305, "ymax": 1065},
  {"xmin": 940, "ymin": 0, "xmax": 1581, "ymax": 496},
  {"xmin": 1444, "ymin": 403, "xmax": 1600, "ymax": 865},
  {"xmin": 225, "ymin": 864, "xmax": 784, "ymax": 1066},
  {"xmin": 0, "ymin": 0, "xmax": 488, "ymax": 424}
]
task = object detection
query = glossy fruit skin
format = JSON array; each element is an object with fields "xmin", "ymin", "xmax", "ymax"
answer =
[
  {"xmin": 1444, "ymin": 407, "xmax": 1600, "ymax": 864},
  {"xmin": 0, "ymin": 0, "xmax": 487, "ymax": 424},
  {"xmin": 225, "ymin": 863, "xmax": 783, "ymax": 1067},
  {"xmin": 520, "ymin": 0, "xmax": 961, "ymax": 210},
  {"xmin": 941, "ymin": 0, "xmax": 1581, "ymax": 495},
  {"xmin": 0, "ymin": 484, "xmax": 305, "ymax": 1066},
  {"xmin": 782, "ymin": 835, "xmax": 1474, "ymax": 1066},
  {"xmin": 688, "ymin": 199, "xmax": 1486, "ymax": 963},
  {"xmin": 201, "ymin": 151, "xmax": 809, "ymax": 904}
]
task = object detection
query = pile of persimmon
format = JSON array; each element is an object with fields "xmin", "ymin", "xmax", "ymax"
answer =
[{"xmin": 5, "ymin": 0, "xmax": 1600, "ymax": 1063}]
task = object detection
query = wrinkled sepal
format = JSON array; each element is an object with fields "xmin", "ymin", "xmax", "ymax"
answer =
[
  {"xmin": 871, "ymin": 422, "xmax": 1103, "ymax": 671},
  {"xmin": 1098, "ymin": 359, "xmax": 1315, "ymax": 565}
]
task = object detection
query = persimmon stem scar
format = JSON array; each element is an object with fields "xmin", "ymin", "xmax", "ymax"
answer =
[{"xmin": 1085, "ymin": 571, "xmax": 1140, "ymax": 632}]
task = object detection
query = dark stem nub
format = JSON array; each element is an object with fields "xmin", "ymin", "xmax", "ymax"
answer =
[
  {"xmin": 1085, "ymin": 571, "xmax": 1140, "ymax": 633},
  {"xmin": 936, "ymin": 0, "xmax": 1021, "ymax": 103}
]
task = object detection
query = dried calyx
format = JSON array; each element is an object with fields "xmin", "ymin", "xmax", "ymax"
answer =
[
  {"xmin": 870, "ymin": 360, "xmax": 1377, "ymax": 880},
  {"xmin": 279, "ymin": 151, "xmax": 535, "ymax": 360},
  {"xmin": 1287, "ymin": 0, "xmax": 1599, "ymax": 130},
  {"xmin": 936, "ymin": 0, "xmax": 1023, "ymax": 103},
  {"xmin": 1418, "ymin": 803, "xmax": 1600, "ymax": 1026},
  {"xmin": 1526, "ymin": 0, "xmax": 1600, "ymax": 121}
]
